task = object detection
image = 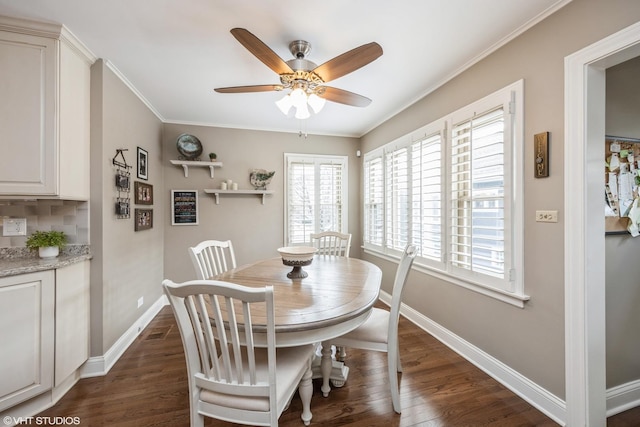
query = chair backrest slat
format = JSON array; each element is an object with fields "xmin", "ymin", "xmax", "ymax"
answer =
[
  {"xmin": 189, "ymin": 240, "xmax": 237, "ymax": 279},
  {"xmin": 310, "ymin": 231, "xmax": 352, "ymax": 258}
]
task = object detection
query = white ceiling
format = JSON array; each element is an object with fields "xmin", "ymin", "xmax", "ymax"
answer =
[{"xmin": 0, "ymin": 0, "xmax": 569, "ymax": 137}]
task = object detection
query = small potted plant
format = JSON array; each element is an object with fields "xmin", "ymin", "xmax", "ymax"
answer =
[
  {"xmin": 26, "ymin": 230, "xmax": 67, "ymax": 259},
  {"xmin": 208, "ymin": 152, "xmax": 217, "ymax": 162}
]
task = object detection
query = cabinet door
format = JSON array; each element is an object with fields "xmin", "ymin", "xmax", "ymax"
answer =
[
  {"xmin": 0, "ymin": 271, "xmax": 55, "ymax": 411},
  {"xmin": 58, "ymin": 40, "xmax": 91, "ymax": 200},
  {"xmin": 55, "ymin": 261, "xmax": 90, "ymax": 386},
  {"xmin": 0, "ymin": 31, "xmax": 57, "ymax": 195}
]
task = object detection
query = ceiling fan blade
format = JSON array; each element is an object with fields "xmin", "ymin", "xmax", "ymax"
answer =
[
  {"xmin": 312, "ymin": 42, "xmax": 383, "ymax": 83},
  {"xmin": 214, "ymin": 84, "xmax": 282, "ymax": 93},
  {"xmin": 320, "ymin": 87, "xmax": 372, "ymax": 107},
  {"xmin": 230, "ymin": 28, "xmax": 294, "ymax": 75}
]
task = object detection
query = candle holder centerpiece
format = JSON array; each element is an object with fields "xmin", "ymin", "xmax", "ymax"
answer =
[{"xmin": 277, "ymin": 246, "xmax": 317, "ymax": 279}]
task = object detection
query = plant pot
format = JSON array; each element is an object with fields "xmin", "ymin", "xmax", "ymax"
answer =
[{"xmin": 38, "ymin": 246, "xmax": 59, "ymax": 259}]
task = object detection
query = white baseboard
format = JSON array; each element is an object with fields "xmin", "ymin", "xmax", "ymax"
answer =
[
  {"xmin": 378, "ymin": 291, "xmax": 567, "ymax": 426},
  {"xmin": 81, "ymin": 294, "xmax": 168, "ymax": 378},
  {"xmin": 607, "ymin": 379, "xmax": 640, "ymax": 417}
]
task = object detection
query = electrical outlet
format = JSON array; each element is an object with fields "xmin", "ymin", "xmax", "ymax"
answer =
[
  {"xmin": 137, "ymin": 297, "xmax": 144, "ymax": 308},
  {"xmin": 536, "ymin": 210, "xmax": 558, "ymax": 223},
  {"xmin": 3, "ymin": 218, "xmax": 27, "ymax": 236}
]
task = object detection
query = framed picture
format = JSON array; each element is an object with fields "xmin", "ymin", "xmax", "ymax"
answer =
[
  {"xmin": 115, "ymin": 170, "xmax": 130, "ymax": 191},
  {"xmin": 171, "ymin": 190, "xmax": 199, "ymax": 225},
  {"xmin": 137, "ymin": 147, "xmax": 148, "ymax": 180},
  {"xmin": 134, "ymin": 181, "xmax": 153, "ymax": 205},
  {"xmin": 135, "ymin": 208, "xmax": 153, "ymax": 231},
  {"xmin": 115, "ymin": 198, "xmax": 130, "ymax": 217}
]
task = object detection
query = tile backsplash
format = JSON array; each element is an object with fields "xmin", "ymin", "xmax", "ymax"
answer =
[{"xmin": 0, "ymin": 200, "xmax": 89, "ymax": 248}]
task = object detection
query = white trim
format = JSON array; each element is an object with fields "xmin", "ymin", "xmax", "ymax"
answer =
[
  {"xmin": 104, "ymin": 60, "xmax": 165, "ymax": 122},
  {"xmin": 363, "ymin": 248, "xmax": 529, "ymax": 308},
  {"xmin": 564, "ymin": 21, "xmax": 640, "ymax": 427},
  {"xmin": 81, "ymin": 294, "xmax": 168, "ymax": 378},
  {"xmin": 377, "ymin": 290, "xmax": 566, "ymax": 425},
  {"xmin": 607, "ymin": 379, "xmax": 640, "ymax": 417}
]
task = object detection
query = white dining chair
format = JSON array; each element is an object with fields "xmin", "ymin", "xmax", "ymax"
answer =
[
  {"xmin": 188, "ymin": 240, "xmax": 237, "ymax": 279},
  {"xmin": 331, "ymin": 244, "xmax": 417, "ymax": 413},
  {"xmin": 310, "ymin": 231, "xmax": 352, "ymax": 257},
  {"xmin": 163, "ymin": 279, "xmax": 315, "ymax": 426}
]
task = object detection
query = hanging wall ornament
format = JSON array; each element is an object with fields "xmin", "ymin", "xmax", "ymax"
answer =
[{"xmin": 112, "ymin": 149, "xmax": 132, "ymax": 219}]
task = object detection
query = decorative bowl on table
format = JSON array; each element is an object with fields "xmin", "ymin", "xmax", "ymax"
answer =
[{"xmin": 277, "ymin": 246, "xmax": 317, "ymax": 279}]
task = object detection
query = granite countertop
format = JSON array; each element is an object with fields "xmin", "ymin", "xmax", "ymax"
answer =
[{"xmin": 0, "ymin": 245, "xmax": 91, "ymax": 278}]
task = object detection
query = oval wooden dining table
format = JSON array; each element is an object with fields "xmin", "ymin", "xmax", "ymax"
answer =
[{"xmin": 211, "ymin": 255, "xmax": 382, "ymax": 396}]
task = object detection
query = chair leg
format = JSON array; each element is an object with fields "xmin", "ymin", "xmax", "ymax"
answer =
[
  {"xmin": 396, "ymin": 347, "xmax": 403, "ymax": 372},
  {"xmin": 299, "ymin": 360, "xmax": 313, "ymax": 426},
  {"xmin": 387, "ymin": 350, "xmax": 402, "ymax": 413}
]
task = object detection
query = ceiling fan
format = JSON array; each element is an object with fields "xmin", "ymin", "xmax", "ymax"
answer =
[{"xmin": 214, "ymin": 28, "xmax": 383, "ymax": 119}]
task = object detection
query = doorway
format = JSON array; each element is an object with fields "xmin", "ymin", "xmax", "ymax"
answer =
[{"xmin": 565, "ymin": 21, "xmax": 640, "ymax": 426}]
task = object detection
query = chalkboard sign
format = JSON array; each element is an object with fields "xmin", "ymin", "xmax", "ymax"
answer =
[{"xmin": 171, "ymin": 190, "xmax": 199, "ymax": 225}]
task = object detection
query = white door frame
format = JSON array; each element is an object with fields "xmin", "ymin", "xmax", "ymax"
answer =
[{"xmin": 565, "ymin": 21, "xmax": 640, "ymax": 426}]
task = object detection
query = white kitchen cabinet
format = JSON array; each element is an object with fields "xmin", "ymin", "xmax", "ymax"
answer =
[
  {"xmin": 54, "ymin": 260, "xmax": 90, "ymax": 386},
  {"xmin": 0, "ymin": 270, "xmax": 55, "ymax": 412},
  {"xmin": 0, "ymin": 16, "xmax": 94, "ymax": 199}
]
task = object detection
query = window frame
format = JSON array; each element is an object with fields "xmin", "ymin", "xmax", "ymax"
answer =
[
  {"xmin": 284, "ymin": 153, "xmax": 349, "ymax": 246},
  {"xmin": 363, "ymin": 80, "xmax": 527, "ymax": 307}
]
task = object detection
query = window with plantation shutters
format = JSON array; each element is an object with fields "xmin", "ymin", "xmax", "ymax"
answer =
[
  {"xmin": 411, "ymin": 132, "xmax": 443, "ymax": 266},
  {"xmin": 285, "ymin": 154, "xmax": 348, "ymax": 245},
  {"xmin": 363, "ymin": 154, "xmax": 384, "ymax": 249},
  {"xmin": 450, "ymin": 107, "xmax": 506, "ymax": 281},
  {"xmin": 362, "ymin": 80, "xmax": 526, "ymax": 306},
  {"xmin": 385, "ymin": 145, "xmax": 409, "ymax": 251}
]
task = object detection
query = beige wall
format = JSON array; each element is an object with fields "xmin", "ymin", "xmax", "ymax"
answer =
[
  {"xmin": 161, "ymin": 123, "xmax": 360, "ymax": 283},
  {"xmin": 360, "ymin": 0, "xmax": 640, "ymax": 399},
  {"xmin": 605, "ymin": 56, "xmax": 640, "ymax": 388},
  {"xmin": 90, "ymin": 60, "xmax": 165, "ymax": 355}
]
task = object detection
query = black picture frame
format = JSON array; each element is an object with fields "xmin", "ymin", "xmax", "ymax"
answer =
[
  {"xmin": 134, "ymin": 181, "xmax": 153, "ymax": 205},
  {"xmin": 137, "ymin": 147, "xmax": 148, "ymax": 180},
  {"xmin": 135, "ymin": 208, "xmax": 153, "ymax": 231},
  {"xmin": 171, "ymin": 190, "xmax": 199, "ymax": 225}
]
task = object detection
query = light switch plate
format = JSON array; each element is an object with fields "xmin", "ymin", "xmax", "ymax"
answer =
[
  {"xmin": 535, "ymin": 210, "xmax": 558, "ymax": 223},
  {"xmin": 3, "ymin": 218, "xmax": 27, "ymax": 236}
]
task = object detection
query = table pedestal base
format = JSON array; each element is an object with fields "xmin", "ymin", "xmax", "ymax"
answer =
[{"xmin": 311, "ymin": 344, "xmax": 349, "ymax": 393}]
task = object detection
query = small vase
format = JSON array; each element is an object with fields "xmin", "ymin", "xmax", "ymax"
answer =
[{"xmin": 39, "ymin": 246, "xmax": 59, "ymax": 259}]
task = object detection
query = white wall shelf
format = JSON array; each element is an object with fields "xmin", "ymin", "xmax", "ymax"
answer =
[
  {"xmin": 170, "ymin": 160, "xmax": 223, "ymax": 178},
  {"xmin": 204, "ymin": 189, "xmax": 274, "ymax": 205}
]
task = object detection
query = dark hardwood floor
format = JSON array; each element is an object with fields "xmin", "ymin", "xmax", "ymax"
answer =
[{"xmin": 36, "ymin": 305, "xmax": 639, "ymax": 426}]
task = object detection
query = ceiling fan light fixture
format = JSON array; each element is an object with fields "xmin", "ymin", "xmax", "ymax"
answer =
[
  {"xmin": 289, "ymin": 87, "xmax": 307, "ymax": 108},
  {"xmin": 307, "ymin": 93, "xmax": 326, "ymax": 114},
  {"xmin": 275, "ymin": 94, "xmax": 293, "ymax": 115},
  {"xmin": 295, "ymin": 102, "xmax": 310, "ymax": 120}
]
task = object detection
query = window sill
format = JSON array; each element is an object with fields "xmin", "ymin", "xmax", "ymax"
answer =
[{"xmin": 362, "ymin": 248, "xmax": 530, "ymax": 308}]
